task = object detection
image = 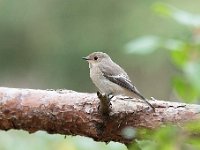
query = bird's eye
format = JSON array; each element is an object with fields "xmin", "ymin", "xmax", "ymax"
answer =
[{"xmin": 94, "ymin": 56, "xmax": 98, "ymax": 60}]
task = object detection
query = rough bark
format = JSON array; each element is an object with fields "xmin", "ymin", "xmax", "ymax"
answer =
[{"xmin": 0, "ymin": 87, "xmax": 199, "ymax": 144}]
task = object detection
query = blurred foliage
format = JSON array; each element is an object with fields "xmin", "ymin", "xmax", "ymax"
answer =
[
  {"xmin": 129, "ymin": 122, "xmax": 200, "ymax": 150},
  {"xmin": 153, "ymin": 3, "xmax": 200, "ymax": 27},
  {"xmin": 1, "ymin": 1, "xmax": 200, "ymax": 150},
  {"xmin": 126, "ymin": 3, "xmax": 200, "ymax": 103},
  {"xmin": 126, "ymin": 3, "xmax": 200, "ymax": 150},
  {"xmin": 0, "ymin": 130, "xmax": 127, "ymax": 150}
]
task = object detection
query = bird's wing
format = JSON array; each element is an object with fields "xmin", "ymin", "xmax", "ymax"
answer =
[
  {"xmin": 102, "ymin": 73, "xmax": 143, "ymax": 97},
  {"xmin": 103, "ymin": 74, "xmax": 134, "ymax": 91},
  {"xmin": 99, "ymin": 63, "xmax": 145, "ymax": 97},
  {"xmin": 100, "ymin": 64, "xmax": 155, "ymax": 111}
]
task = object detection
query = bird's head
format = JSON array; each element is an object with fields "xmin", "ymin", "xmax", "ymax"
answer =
[{"xmin": 82, "ymin": 52, "xmax": 111, "ymax": 66}]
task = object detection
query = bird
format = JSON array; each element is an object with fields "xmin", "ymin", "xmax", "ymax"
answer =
[{"xmin": 82, "ymin": 51, "xmax": 155, "ymax": 111}]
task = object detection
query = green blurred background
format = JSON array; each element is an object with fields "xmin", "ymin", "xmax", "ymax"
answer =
[{"xmin": 0, "ymin": 0, "xmax": 200, "ymax": 150}]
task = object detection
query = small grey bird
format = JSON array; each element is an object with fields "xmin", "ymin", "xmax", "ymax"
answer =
[{"xmin": 82, "ymin": 52, "xmax": 154, "ymax": 111}]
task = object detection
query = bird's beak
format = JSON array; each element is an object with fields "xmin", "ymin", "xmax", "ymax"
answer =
[{"xmin": 82, "ymin": 56, "xmax": 91, "ymax": 61}]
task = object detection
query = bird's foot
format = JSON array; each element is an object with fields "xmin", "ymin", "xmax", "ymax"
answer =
[
  {"xmin": 146, "ymin": 106, "xmax": 155, "ymax": 113},
  {"xmin": 107, "ymin": 93, "xmax": 115, "ymax": 101},
  {"xmin": 119, "ymin": 96, "xmax": 132, "ymax": 100}
]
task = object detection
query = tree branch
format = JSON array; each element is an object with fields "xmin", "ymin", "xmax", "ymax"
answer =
[{"xmin": 0, "ymin": 87, "xmax": 199, "ymax": 144}]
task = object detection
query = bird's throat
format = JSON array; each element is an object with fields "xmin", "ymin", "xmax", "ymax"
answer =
[{"xmin": 89, "ymin": 63, "xmax": 92, "ymax": 69}]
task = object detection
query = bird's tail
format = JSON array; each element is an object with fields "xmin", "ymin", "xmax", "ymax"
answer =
[{"xmin": 132, "ymin": 90, "xmax": 155, "ymax": 112}]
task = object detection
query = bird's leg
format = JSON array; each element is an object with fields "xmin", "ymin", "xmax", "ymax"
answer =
[{"xmin": 108, "ymin": 93, "xmax": 114, "ymax": 101}]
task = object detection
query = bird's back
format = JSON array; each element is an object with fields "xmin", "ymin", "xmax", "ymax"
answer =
[{"xmin": 99, "ymin": 59, "xmax": 130, "ymax": 79}]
